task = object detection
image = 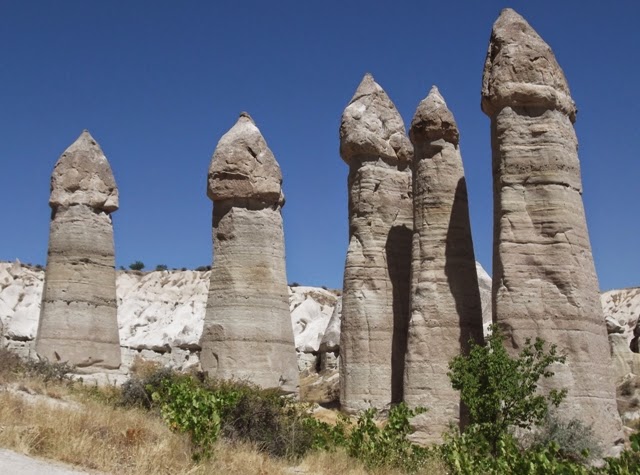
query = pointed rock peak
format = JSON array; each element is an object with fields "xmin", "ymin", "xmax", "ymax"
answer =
[
  {"xmin": 208, "ymin": 115, "xmax": 283, "ymax": 204},
  {"xmin": 350, "ymin": 73, "xmax": 382, "ymax": 101},
  {"xmin": 410, "ymin": 85, "xmax": 459, "ymax": 145},
  {"xmin": 238, "ymin": 111, "xmax": 255, "ymax": 124},
  {"xmin": 340, "ymin": 74, "xmax": 411, "ymax": 166},
  {"xmin": 481, "ymin": 8, "xmax": 576, "ymax": 120},
  {"xmin": 50, "ymin": 131, "xmax": 118, "ymax": 212},
  {"xmin": 67, "ymin": 129, "xmax": 101, "ymax": 153}
]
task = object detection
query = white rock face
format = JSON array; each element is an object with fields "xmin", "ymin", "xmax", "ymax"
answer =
[
  {"xmin": 602, "ymin": 287, "xmax": 640, "ymax": 346},
  {"xmin": 1, "ymin": 262, "xmax": 339, "ymax": 372}
]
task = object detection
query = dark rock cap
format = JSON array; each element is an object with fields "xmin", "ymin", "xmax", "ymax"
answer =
[
  {"xmin": 481, "ymin": 8, "xmax": 576, "ymax": 121},
  {"xmin": 50, "ymin": 130, "xmax": 119, "ymax": 212},
  {"xmin": 339, "ymin": 73, "xmax": 412, "ymax": 166},
  {"xmin": 410, "ymin": 86, "xmax": 459, "ymax": 145},
  {"xmin": 207, "ymin": 113, "xmax": 284, "ymax": 205}
]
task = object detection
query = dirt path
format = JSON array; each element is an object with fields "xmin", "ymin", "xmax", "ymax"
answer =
[{"xmin": 0, "ymin": 448, "xmax": 91, "ymax": 474}]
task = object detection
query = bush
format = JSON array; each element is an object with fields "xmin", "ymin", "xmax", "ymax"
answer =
[
  {"xmin": 129, "ymin": 261, "xmax": 145, "ymax": 271},
  {"xmin": 153, "ymin": 377, "xmax": 220, "ymax": 460},
  {"xmin": 307, "ymin": 403, "xmax": 432, "ymax": 472},
  {"xmin": 207, "ymin": 379, "xmax": 315, "ymax": 459},
  {"xmin": 195, "ymin": 265, "xmax": 211, "ymax": 272},
  {"xmin": 155, "ymin": 264, "xmax": 168, "ymax": 271},
  {"xmin": 448, "ymin": 325, "xmax": 567, "ymax": 453},
  {"xmin": 25, "ymin": 357, "xmax": 74, "ymax": 383},
  {"xmin": 528, "ymin": 411, "xmax": 602, "ymax": 463}
]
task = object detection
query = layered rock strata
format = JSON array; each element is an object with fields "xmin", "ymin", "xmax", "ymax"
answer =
[
  {"xmin": 35, "ymin": 131, "xmax": 121, "ymax": 369},
  {"xmin": 482, "ymin": 9, "xmax": 622, "ymax": 444},
  {"xmin": 339, "ymin": 74, "xmax": 413, "ymax": 413},
  {"xmin": 200, "ymin": 113, "xmax": 298, "ymax": 392},
  {"xmin": 405, "ymin": 87, "xmax": 483, "ymax": 443}
]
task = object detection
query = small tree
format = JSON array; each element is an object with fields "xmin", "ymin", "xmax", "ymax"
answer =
[
  {"xmin": 448, "ymin": 326, "xmax": 567, "ymax": 452},
  {"xmin": 129, "ymin": 261, "xmax": 145, "ymax": 271},
  {"xmin": 155, "ymin": 264, "xmax": 168, "ymax": 271}
]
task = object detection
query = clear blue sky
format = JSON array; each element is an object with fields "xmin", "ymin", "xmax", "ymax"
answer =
[{"xmin": 0, "ymin": 1, "xmax": 638, "ymax": 291}]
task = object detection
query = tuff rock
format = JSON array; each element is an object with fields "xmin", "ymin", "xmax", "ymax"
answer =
[
  {"xmin": 339, "ymin": 74, "xmax": 413, "ymax": 413},
  {"xmin": 404, "ymin": 87, "xmax": 484, "ymax": 443},
  {"xmin": 482, "ymin": 9, "xmax": 622, "ymax": 445},
  {"xmin": 35, "ymin": 131, "xmax": 121, "ymax": 370},
  {"xmin": 200, "ymin": 114, "xmax": 298, "ymax": 392}
]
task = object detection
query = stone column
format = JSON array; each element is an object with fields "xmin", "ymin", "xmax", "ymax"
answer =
[
  {"xmin": 339, "ymin": 74, "xmax": 413, "ymax": 413},
  {"xmin": 200, "ymin": 113, "xmax": 298, "ymax": 392},
  {"xmin": 35, "ymin": 130, "xmax": 121, "ymax": 369},
  {"xmin": 482, "ymin": 9, "xmax": 622, "ymax": 445},
  {"xmin": 404, "ymin": 87, "xmax": 484, "ymax": 443}
]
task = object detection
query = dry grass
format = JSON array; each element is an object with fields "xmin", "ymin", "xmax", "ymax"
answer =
[
  {"xmin": 0, "ymin": 390, "xmax": 296, "ymax": 474},
  {"xmin": 0, "ymin": 385, "xmax": 448, "ymax": 475}
]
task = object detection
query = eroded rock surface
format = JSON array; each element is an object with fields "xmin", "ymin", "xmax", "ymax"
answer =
[
  {"xmin": 200, "ymin": 114, "xmax": 298, "ymax": 392},
  {"xmin": 35, "ymin": 131, "xmax": 121, "ymax": 370},
  {"xmin": 483, "ymin": 9, "xmax": 622, "ymax": 445},
  {"xmin": 339, "ymin": 74, "xmax": 413, "ymax": 413},
  {"xmin": 404, "ymin": 87, "xmax": 484, "ymax": 443}
]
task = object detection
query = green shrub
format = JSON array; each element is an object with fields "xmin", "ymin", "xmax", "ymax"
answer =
[
  {"xmin": 448, "ymin": 325, "xmax": 567, "ymax": 453},
  {"xmin": 207, "ymin": 378, "xmax": 315, "ymax": 459},
  {"xmin": 155, "ymin": 264, "xmax": 168, "ymax": 271},
  {"xmin": 120, "ymin": 366, "xmax": 177, "ymax": 409},
  {"xmin": 307, "ymin": 403, "xmax": 432, "ymax": 472},
  {"xmin": 129, "ymin": 261, "xmax": 145, "ymax": 271},
  {"xmin": 599, "ymin": 432, "xmax": 640, "ymax": 475},
  {"xmin": 152, "ymin": 377, "xmax": 220, "ymax": 460}
]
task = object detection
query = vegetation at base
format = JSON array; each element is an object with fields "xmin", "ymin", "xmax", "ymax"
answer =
[
  {"xmin": 448, "ymin": 325, "xmax": 567, "ymax": 453},
  {"xmin": 2, "ymin": 339, "xmax": 640, "ymax": 473},
  {"xmin": 307, "ymin": 403, "xmax": 432, "ymax": 472}
]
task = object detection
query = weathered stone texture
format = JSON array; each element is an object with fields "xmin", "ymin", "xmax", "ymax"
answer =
[
  {"xmin": 483, "ymin": 9, "xmax": 622, "ymax": 445},
  {"xmin": 405, "ymin": 87, "xmax": 483, "ymax": 443},
  {"xmin": 339, "ymin": 74, "xmax": 413, "ymax": 413},
  {"xmin": 35, "ymin": 131, "xmax": 121, "ymax": 369},
  {"xmin": 200, "ymin": 113, "xmax": 298, "ymax": 392}
]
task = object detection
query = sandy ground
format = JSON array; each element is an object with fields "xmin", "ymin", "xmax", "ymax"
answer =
[{"xmin": 0, "ymin": 448, "xmax": 91, "ymax": 474}]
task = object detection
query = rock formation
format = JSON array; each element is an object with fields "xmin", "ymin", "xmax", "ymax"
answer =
[
  {"xmin": 35, "ymin": 131, "xmax": 121, "ymax": 369},
  {"xmin": 199, "ymin": 113, "xmax": 298, "ymax": 392},
  {"xmin": 339, "ymin": 74, "xmax": 413, "ymax": 413},
  {"xmin": 482, "ymin": 9, "xmax": 622, "ymax": 444},
  {"xmin": 404, "ymin": 87, "xmax": 483, "ymax": 443}
]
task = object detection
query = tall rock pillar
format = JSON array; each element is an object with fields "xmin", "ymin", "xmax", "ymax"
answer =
[
  {"xmin": 482, "ymin": 9, "xmax": 622, "ymax": 444},
  {"xmin": 35, "ymin": 131, "xmax": 121, "ymax": 369},
  {"xmin": 200, "ymin": 113, "xmax": 298, "ymax": 392},
  {"xmin": 404, "ymin": 87, "xmax": 484, "ymax": 443},
  {"xmin": 339, "ymin": 74, "xmax": 413, "ymax": 413}
]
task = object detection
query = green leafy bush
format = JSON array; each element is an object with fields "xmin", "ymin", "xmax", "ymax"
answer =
[
  {"xmin": 152, "ymin": 377, "xmax": 220, "ymax": 460},
  {"xmin": 307, "ymin": 403, "xmax": 432, "ymax": 472},
  {"xmin": 155, "ymin": 264, "xmax": 168, "ymax": 271},
  {"xmin": 448, "ymin": 325, "xmax": 567, "ymax": 453}
]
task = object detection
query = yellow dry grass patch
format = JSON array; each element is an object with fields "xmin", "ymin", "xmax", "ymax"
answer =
[{"xmin": 0, "ymin": 390, "xmax": 291, "ymax": 474}]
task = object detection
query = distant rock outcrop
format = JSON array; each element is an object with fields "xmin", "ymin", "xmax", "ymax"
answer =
[
  {"xmin": 339, "ymin": 74, "xmax": 413, "ymax": 413},
  {"xmin": 200, "ymin": 113, "xmax": 299, "ymax": 392},
  {"xmin": 35, "ymin": 131, "xmax": 121, "ymax": 370},
  {"xmin": 404, "ymin": 87, "xmax": 484, "ymax": 443},
  {"xmin": 482, "ymin": 9, "xmax": 622, "ymax": 445}
]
